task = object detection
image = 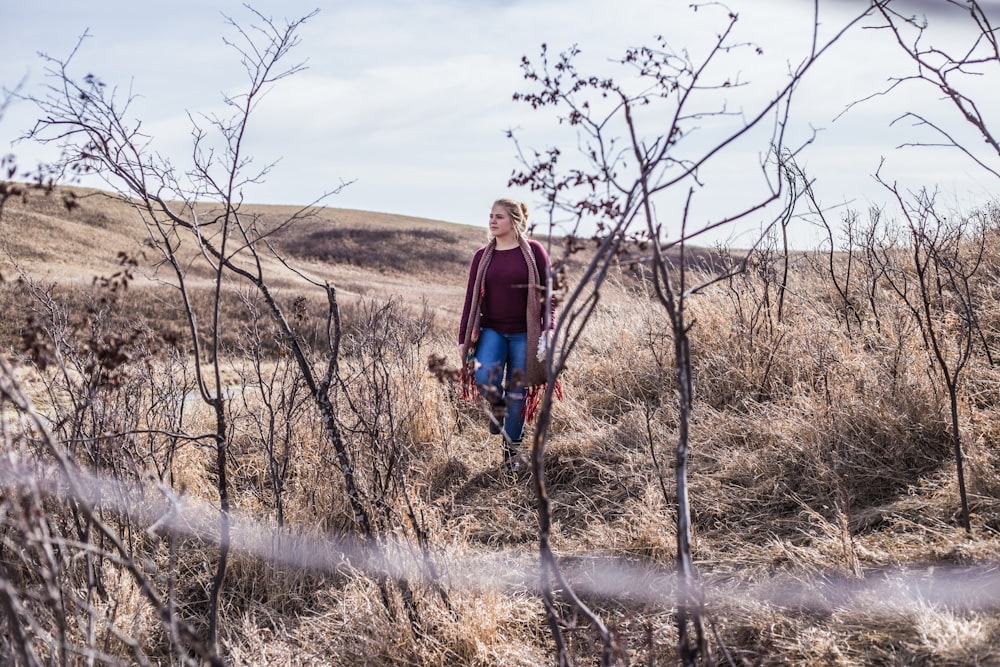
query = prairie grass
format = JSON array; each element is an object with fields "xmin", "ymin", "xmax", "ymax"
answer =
[{"xmin": 1, "ymin": 186, "xmax": 1000, "ymax": 665}]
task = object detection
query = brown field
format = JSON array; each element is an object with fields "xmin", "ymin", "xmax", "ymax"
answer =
[{"xmin": 2, "ymin": 185, "xmax": 1000, "ymax": 666}]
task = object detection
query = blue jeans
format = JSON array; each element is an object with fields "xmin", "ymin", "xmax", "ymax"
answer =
[{"xmin": 474, "ymin": 328, "xmax": 527, "ymax": 442}]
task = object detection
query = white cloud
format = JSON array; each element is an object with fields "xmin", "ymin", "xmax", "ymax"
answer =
[{"xmin": 3, "ymin": 0, "xmax": 998, "ymax": 247}]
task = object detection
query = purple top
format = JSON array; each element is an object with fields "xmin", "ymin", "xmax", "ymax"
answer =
[{"xmin": 458, "ymin": 240, "xmax": 553, "ymax": 343}]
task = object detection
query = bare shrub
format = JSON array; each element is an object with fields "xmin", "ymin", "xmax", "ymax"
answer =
[{"xmin": 5, "ymin": 2, "xmax": 1000, "ymax": 665}]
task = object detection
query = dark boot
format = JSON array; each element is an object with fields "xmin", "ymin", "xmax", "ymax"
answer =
[{"xmin": 502, "ymin": 439, "xmax": 523, "ymax": 474}]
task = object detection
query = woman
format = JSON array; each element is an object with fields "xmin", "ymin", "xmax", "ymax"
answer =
[{"xmin": 458, "ymin": 197, "xmax": 555, "ymax": 471}]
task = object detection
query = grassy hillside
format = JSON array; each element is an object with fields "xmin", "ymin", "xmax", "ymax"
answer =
[
  {"xmin": 1, "ymin": 184, "xmax": 999, "ymax": 666},
  {"xmin": 0, "ymin": 185, "xmax": 483, "ymax": 298},
  {"xmin": 0, "ymin": 186, "xmax": 491, "ymax": 360}
]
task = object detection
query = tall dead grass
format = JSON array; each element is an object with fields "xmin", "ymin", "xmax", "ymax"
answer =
[{"xmin": 3, "ymin": 190, "xmax": 1000, "ymax": 665}]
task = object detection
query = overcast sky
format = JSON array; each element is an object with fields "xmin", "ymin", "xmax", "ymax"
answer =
[{"xmin": 2, "ymin": 0, "xmax": 998, "ymax": 248}]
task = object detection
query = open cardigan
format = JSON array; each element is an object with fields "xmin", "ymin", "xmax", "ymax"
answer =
[{"xmin": 458, "ymin": 236, "xmax": 559, "ymax": 423}]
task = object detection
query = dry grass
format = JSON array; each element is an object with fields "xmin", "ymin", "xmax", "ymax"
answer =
[{"xmin": 2, "ymin": 185, "xmax": 1000, "ymax": 666}]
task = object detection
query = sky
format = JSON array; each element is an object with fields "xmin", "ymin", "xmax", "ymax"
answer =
[{"xmin": 2, "ymin": 0, "xmax": 998, "ymax": 249}]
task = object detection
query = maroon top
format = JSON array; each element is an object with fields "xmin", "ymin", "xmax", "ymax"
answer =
[{"xmin": 458, "ymin": 240, "xmax": 553, "ymax": 344}]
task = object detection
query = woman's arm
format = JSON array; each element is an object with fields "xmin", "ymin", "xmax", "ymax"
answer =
[
  {"xmin": 458, "ymin": 247, "xmax": 484, "ymax": 344},
  {"xmin": 530, "ymin": 240, "xmax": 556, "ymax": 330}
]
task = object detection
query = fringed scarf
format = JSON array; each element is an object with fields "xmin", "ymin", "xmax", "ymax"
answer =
[{"xmin": 459, "ymin": 236, "xmax": 560, "ymax": 423}]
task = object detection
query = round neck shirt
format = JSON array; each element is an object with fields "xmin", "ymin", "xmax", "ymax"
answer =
[{"xmin": 458, "ymin": 241, "xmax": 552, "ymax": 343}]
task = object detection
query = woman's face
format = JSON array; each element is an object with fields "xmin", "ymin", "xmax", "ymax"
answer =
[{"xmin": 489, "ymin": 204, "xmax": 516, "ymax": 240}]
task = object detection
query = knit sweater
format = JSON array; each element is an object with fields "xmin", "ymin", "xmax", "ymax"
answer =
[{"xmin": 458, "ymin": 240, "xmax": 553, "ymax": 344}]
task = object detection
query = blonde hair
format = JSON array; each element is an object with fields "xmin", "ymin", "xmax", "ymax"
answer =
[{"xmin": 492, "ymin": 198, "xmax": 529, "ymax": 240}]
